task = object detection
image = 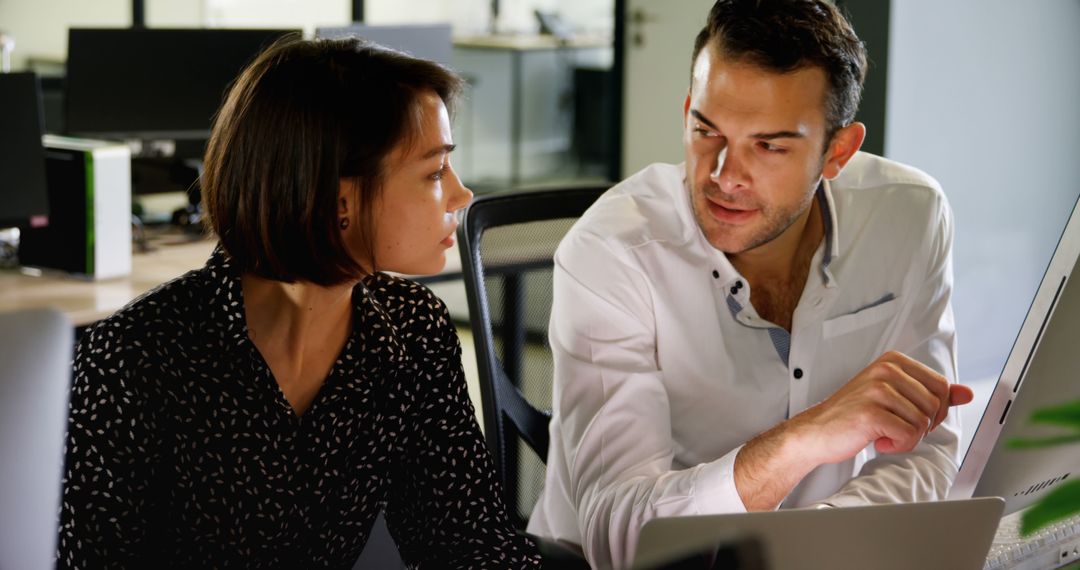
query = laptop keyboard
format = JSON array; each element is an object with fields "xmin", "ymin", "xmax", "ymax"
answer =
[{"xmin": 984, "ymin": 509, "xmax": 1080, "ymax": 569}]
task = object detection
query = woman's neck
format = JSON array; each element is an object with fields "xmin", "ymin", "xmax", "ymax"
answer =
[
  {"xmin": 240, "ymin": 274, "xmax": 355, "ymax": 350},
  {"xmin": 241, "ymin": 273, "xmax": 358, "ymax": 416}
]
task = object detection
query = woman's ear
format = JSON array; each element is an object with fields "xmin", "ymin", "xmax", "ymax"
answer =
[
  {"xmin": 338, "ymin": 179, "xmax": 356, "ymax": 217},
  {"xmin": 338, "ymin": 178, "xmax": 360, "ymax": 232}
]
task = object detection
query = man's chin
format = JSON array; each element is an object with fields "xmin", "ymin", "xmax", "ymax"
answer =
[{"xmin": 705, "ymin": 224, "xmax": 781, "ymax": 255}]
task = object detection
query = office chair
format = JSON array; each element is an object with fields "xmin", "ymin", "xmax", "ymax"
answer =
[{"xmin": 457, "ymin": 184, "xmax": 608, "ymax": 532}]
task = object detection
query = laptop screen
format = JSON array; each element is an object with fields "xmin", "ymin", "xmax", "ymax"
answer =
[{"xmin": 950, "ymin": 193, "xmax": 1080, "ymax": 515}]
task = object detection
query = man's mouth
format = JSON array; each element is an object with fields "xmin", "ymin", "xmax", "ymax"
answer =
[{"xmin": 706, "ymin": 196, "xmax": 757, "ymax": 223}]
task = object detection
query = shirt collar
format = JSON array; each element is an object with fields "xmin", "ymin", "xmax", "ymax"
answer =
[
  {"xmin": 199, "ymin": 245, "xmax": 406, "ymax": 358},
  {"xmin": 202, "ymin": 244, "xmax": 252, "ymax": 352},
  {"xmin": 680, "ymin": 170, "xmax": 744, "ymax": 290},
  {"xmin": 818, "ymin": 178, "xmax": 840, "ymax": 287}
]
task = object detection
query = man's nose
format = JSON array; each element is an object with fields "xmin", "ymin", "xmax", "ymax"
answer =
[{"xmin": 711, "ymin": 147, "xmax": 749, "ymax": 194}]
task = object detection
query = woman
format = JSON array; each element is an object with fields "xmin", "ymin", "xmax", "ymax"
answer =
[{"xmin": 58, "ymin": 36, "xmax": 540, "ymax": 568}]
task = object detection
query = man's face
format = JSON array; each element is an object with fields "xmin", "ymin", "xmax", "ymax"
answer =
[{"xmin": 683, "ymin": 47, "xmax": 832, "ymax": 255}]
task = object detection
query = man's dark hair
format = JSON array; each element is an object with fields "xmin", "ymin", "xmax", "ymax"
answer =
[
  {"xmin": 202, "ymin": 34, "xmax": 463, "ymax": 286},
  {"xmin": 691, "ymin": 0, "xmax": 867, "ymax": 142}
]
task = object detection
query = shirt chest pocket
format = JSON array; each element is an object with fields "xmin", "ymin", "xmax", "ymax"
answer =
[{"xmin": 822, "ymin": 296, "xmax": 902, "ymax": 339}]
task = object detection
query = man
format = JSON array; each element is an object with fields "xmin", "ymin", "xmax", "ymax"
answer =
[{"xmin": 527, "ymin": 1, "xmax": 976, "ymax": 568}]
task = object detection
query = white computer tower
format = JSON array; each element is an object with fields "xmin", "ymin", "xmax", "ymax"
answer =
[{"xmin": 18, "ymin": 135, "xmax": 131, "ymax": 279}]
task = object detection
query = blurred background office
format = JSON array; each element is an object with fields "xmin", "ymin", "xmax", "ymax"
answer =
[
  {"xmin": 0, "ymin": 0, "xmax": 1078, "ymax": 542},
  {"xmin": 0, "ymin": 1, "xmax": 1075, "ymax": 570},
  {"xmin": 0, "ymin": 0, "xmax": 618, "ymax": 196}
]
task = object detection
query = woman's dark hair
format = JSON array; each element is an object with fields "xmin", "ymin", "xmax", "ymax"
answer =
[
  {"xmin": 202, "ymin": 34, "xmax": 464, "ymax": 286},
  {"xmin": 691, "ymin": 0, "xmax": 867, "ymax": 143}
]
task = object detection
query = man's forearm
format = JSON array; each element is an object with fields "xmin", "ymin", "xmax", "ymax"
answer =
[
  {"xmin": 732, "ymin": 349, "xmax": 974, "ymax": 511},
  {"xmin": 733, "ymin": 420, "xmax": 819, "ymax": 511}
]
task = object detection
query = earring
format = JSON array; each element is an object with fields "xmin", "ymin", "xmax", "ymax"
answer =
[{"xmin": 340, "ymin": 217, "xmax": 350, "ymax": 230}]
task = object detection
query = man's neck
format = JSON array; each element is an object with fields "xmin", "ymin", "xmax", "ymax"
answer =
[
  {"xmin": 729, "ymin": 197, "xmax": 824, "ymax": 286},
  {"xmin": 729, "ymin": 197, "xmax": 824, "ymax": 331}
]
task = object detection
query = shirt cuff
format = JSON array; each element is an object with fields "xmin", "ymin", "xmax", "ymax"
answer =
[
  {"xmin": 691, "ymin": 445, "xmax": 749, "ymax": 515},
  {"xmin": 813, "ymin": 494, "xmax": 868, "ymax": 509}
]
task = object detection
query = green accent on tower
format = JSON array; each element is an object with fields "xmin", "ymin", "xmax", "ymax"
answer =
[{"xmin": 84, "ymin": 152, "xmax": 95, "ymax": 275}]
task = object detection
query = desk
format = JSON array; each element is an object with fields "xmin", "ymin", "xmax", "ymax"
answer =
[
  {"xmin": 0, "ymin": 237, "xmax": 215, "ymax": 327},
  {"xmin": 0, "ymin": 236, "xmax": 463, "ymax": 328}
]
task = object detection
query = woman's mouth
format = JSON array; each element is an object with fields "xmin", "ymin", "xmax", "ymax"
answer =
[{"xmin": 440, "ymin": 230, "xmax": 456, "ymax": 247}]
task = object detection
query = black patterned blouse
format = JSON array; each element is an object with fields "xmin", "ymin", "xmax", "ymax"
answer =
[{"xmin": 58, "ymin": 247, "xmax": 540, "ymax": 569}]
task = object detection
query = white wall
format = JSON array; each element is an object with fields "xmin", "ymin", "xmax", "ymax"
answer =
[
  {"xmin": 202, "ymin": 0, "xmax": 349, "ymax": 33},
  {"xmin": 0, "ymin": 0, "xmax": 211, "ymax": 67},
  {"xmin": 0, "ymin": 0, "xmax": 131, "ymax": 69},
  {"xmin": 885, "ymin": 1, "xmax": 1080, "ymax": 453}
]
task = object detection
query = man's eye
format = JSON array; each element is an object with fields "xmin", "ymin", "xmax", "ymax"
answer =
[{"xmin": 759, "ymin": 142, "xmax": 787, "ymax": 154}]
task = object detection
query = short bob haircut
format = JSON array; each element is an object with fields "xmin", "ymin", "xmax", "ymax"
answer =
[{"xmin": 202, "ymin": 34, "xmax": 464, "ymax": 286}]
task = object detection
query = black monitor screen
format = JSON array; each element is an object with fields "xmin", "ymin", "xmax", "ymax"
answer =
[
  {"xmin": 0, "ymin": 73, "xmax": 49, "ymax": 228},
  {"xmin": 65, "ymin": 28, "xmax": 298, "ymax": 139}
]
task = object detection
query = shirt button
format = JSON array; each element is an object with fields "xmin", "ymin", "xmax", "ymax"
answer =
[
  {"xmin": 794, "ymin": 368, "xmax": 804, "ymax": 379},
  {"xmin": 736, "ymin": 280, "xmax": 744, "ymax": 290},
  {"xmin": 730, "ymin": 286, "xmax": 739, "ymax": 295},
  {"xmin": 712, "ymin": 270, "xmax": 720, "ymax": 279}
]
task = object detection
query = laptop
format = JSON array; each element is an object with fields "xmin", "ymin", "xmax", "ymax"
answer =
[
  {"xmin": 633, "ymin": 498, "xmax": 1005, "ymax": 570},
  {"xmin": 0, "ymin": 308, "xmax": 73, "ymax": 570},
  {"xmin": 948, "ymin": 192, "xmax": 1080, "ymax": 566}
]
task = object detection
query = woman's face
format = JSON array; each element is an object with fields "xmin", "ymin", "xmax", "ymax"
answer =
[{"xmin": 348, "ymin": 90, "xmax": 473, "ymax": 276}]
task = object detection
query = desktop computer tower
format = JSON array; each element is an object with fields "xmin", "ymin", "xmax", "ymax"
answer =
[{"xmin": 18, "ymin": 135, "xmax": 131, "ymax": 279}]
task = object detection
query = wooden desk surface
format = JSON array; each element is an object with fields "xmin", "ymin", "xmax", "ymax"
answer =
[
  {"xmin": 0, "ymin": 236, "xmax": 216, "ymax": 327},
  {"xmin": 0, "ymin": 235, "xmax": 463, "ymax": 327}
]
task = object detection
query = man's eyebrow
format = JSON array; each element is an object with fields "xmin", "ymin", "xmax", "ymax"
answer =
[
  {"xmin": 689, "ymin": 109, "xmax": 719, "ymax": 131},
  {"xmin": 421, "ymin": 143, "xmax": 456, "ymax": 159},
  {"xmin": 691, "ymin": 109, "xmax": 806, "ymax": 141},
  {"xmin": 749, "ymin": 130, "xmax": 805, "ymax": 140}
]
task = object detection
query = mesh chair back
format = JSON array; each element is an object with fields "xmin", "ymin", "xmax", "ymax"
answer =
[{"xmin": 458, "ymin": 185, "xmax": 608, "ymax": 526}]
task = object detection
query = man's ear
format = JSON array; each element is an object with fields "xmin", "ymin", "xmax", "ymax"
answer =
[
  {"xmin": 822, "ymin": 122, "xmax": 866, "ymax": 180},
  {"xmin": 682, "ymin": 90, "xmax": 695, "ymax": 145}
]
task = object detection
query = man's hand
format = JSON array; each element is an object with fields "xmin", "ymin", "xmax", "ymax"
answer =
[
  {"xmin": 734, "ymin": 351, "xmax": 974, "ymax": 510},
  {"xmin": 792, "ymin": 351, "xmax": 973, "ymax": 462}
]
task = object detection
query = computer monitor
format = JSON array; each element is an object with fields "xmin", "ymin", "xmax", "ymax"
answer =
[
  {"xmin": 65, "ymin": 28, "xmax": 299, "ymax": 140},
  {"xmin": 950, "ymin": 191, "xmax": 1080, "ymax": 515},
  {"xmin": 0, "ymin": 72, "xmax": 49, "ymax": 229},
  {"xmin": 315, "ymin": 23, "xmax": 453, "ymax": 65}
]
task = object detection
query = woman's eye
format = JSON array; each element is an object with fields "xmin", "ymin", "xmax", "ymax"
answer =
[{"xmin": 431, "ymin": 164, "xmax": 449, "ymax": 181}]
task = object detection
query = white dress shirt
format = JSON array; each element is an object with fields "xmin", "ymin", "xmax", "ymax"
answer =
[{"xmin": 526, "ymin": 152, "xmax": 962, "ymax": 569}]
